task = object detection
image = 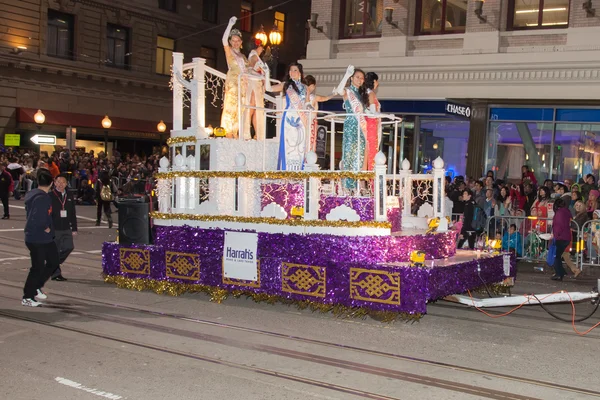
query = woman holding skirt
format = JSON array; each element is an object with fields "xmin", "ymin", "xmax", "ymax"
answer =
[{"xmin": 220, "ymin": 17, "xmax": 249, "ymax": 138}]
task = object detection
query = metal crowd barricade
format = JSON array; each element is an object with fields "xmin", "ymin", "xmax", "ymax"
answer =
[
  {"xmin": 579, "ymin": 219, "xmax": 600, "ymax": 272},
  {"xmin": 485, "ymin": 215, "xmax": 553, "ymax": 262},
  {"xmin": 485, "ymin": 215, "xmax": 584, "ymax": 269}
]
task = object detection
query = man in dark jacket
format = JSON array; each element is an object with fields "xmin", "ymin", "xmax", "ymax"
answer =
[
  {"xmin": 457, "ymin": 189, "xmax": 477, "ymax": 250},
  {"xmin": 0, "ymin": 162, "xmax": 14, "ymax": 219},
  {"xmin": 7, "ymin": 158, "xmax": 25, "ymax": 200},
  {"xmin": 22, "ymin": 169, "xmax": 58, "ymax": 307},
  {"xmin": 50, "ymin": 174, "xmax": 78, "ymax": 281},
  {"xmin": 95, "ymin": 171, "xmax": 115, "ymax": 228}
]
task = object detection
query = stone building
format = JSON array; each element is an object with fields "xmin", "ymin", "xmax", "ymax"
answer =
[
  {"xmin": 304, "ymin": 0, "xmax": 600, "ymax": 181},
  {"xmin": 0, "ymin": 0, "xmax": 310, "ymax": 155}
]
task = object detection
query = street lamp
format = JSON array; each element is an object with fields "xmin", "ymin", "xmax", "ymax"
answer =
[
  {"xmin": 157, "ymin": 120, "xmax": 167, "ymax": 133},
  {"xmin": 255, "ymin": 25, "xmax": 267, "ymax": 47},
  {"xmin": 34, "ymin": 109, "xmax": 45, "ymax": 127},
  {"xmin": 255, "ymin": 24, "xmax": 283, "ymax": 78},
  {"xmin": 268, "ymin": 25, "xmax": 282, "ymax": 46},
  {"xmin": 102, "ymin": 115, "xmax": 112, "ymax": 154}
]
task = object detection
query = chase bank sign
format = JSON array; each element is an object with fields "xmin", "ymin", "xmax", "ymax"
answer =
[{"xmin": 445, "ymin": 102, "xmax": 471, "ymax": 119}]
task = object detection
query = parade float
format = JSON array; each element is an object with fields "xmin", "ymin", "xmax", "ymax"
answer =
[{"xmin": 102, "ymin": 51, "xmax": 516, "ymax": 320}]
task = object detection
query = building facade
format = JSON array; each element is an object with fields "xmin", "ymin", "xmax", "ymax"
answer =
[
  {"xmin": 303, "ymin": 0, "xmax": 600, "ymax": 182},
  {"xmin": 0, "ymin": 0, "xmax": 309, "ymax": 155}
]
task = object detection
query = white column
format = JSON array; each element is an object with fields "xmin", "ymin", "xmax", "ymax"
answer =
[
  {"xmin": 432, "ymin": 157, "xmax": 447, "ymax": 231},
  {"xmin": 374, "ymin": 152, "xmax": 387, "ymax": 222},
  {"xmin": 172, "ymin": 52, "xmax": 184, "ymax": 132},
  {"xmin": 303, "ymin": 152, "xmax": 320, "ymax": 220},
  {"xmin": 399, "ymin": 158, "xmax": 411, "ymax": 218},
  {"xmin": 233, "ymin": 153, "xmax": 247, "ymax": 216},
  {"xmin": 192, "ymin": 57, "xmax": 207, "ymax": 138},
  {"xmin": 158, "ymin": 156, "xmax": 171, "ymax": 213},
  {"xmin": 173, "ymin": 154, "xmax": 187, "ymax": 211},
  {"xmin": 187, "ymin": 155, "xmax": 197, "ymax": 210}
]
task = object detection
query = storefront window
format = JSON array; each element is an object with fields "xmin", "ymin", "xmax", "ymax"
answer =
[
  {"xmin": 486, "ymin": 107, "xmax": 600, "ymax": 183},
  {"xmin": 416, "ymin": 0, "xmax": 467, "ymax": 35},
  {"xmin": 509, "ymin": 0, "xmax": 569, "ymax": 30},
  {"xmin": 417, "ymin": 118, "xmax": 469, "ymax": 174},
  {"xmin": 340, "ymin": 0, "xmax": 383, "ymax": 38}
]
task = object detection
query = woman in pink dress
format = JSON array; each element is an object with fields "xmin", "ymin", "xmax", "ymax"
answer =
[{"xmin": 364, "ymin": 72, "xmax": 380, "ymax": 171}]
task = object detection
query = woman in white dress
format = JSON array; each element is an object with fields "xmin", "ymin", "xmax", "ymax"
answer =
[{"xmin": 244, "ymin": 41, "xmax": 271, "ymax": 140}]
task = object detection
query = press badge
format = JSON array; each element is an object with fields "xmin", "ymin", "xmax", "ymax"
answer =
[{"xmin": 60, "ymin": 210, "xmax": 67, "ymax": 218}]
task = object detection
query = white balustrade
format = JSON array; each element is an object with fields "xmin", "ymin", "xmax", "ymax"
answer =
[
  {"xmin": 374, "ymin": 152, "xmax": 387, "ymax": 222},
  {"xmin": 303, "ymin": 152, "xmax": 320, "ymax": 221},
  {"xmin": 233, "ymin": 153, "xmax": 247, "ymax": 216}
]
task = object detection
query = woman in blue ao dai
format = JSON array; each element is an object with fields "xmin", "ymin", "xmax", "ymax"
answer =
[{"xmin": 271, "ymin": 63, "xmax": 309, "ymax": 171}]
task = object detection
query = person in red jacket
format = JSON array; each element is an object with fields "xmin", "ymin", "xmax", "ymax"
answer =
[
  {"xmin": 0, "ymin": 162, "xmax": 14, "ymax": 219},
  {"xmin": 521, "ymin": 165, "xmax": 537, "ymax": 187},
  {"xmin": 551, "ymin": 198, "xmax": 572, "ymax": 281}
]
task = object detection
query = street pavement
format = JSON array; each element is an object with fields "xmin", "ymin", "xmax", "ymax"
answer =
[{"xmin": 1, "ymin": 198, "xmax": 599, "ymax": 400}]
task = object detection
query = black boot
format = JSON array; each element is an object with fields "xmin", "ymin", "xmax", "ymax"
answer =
[{"xmin": 107, "ymin": 215, "xmax": 113, "ymax": 229}]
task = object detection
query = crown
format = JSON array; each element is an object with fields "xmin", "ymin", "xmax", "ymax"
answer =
[{"xmin": 229, "ymin": 29, "xmax": 242, "ymax": 39}]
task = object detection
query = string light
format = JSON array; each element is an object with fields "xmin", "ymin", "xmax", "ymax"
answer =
[
  {"xmin": 150, "ymin": 212, "xmax": 391, "ymax": 229},
  {"xmin": 155, "ymin": 170, "xmax": 376, "ymax": 180}
]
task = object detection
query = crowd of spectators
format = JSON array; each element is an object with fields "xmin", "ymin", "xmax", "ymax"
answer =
[
  {"xmin": 445, "ymin": 166, "xmax": 600, "ymax": 264},
  {"xmin": 0, "ymin": 146, "xmax": 163, "ymax": 205}
]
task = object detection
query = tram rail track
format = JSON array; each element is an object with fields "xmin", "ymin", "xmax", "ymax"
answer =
[
  {"xmin": 0, "ymin": 305, "xmax": 542, "ymax": 400},
  {"xmin": 0, "ymin": 287, "xmax": 599, "ymax": 399}
]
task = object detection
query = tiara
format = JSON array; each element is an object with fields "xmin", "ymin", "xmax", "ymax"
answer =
[{"xmin": 229, "ymin": 28, "xmax": 242, "ymax": 39}]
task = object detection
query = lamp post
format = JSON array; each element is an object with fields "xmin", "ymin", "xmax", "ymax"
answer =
[
  {"xmin": 33, "ymin": 109, "xmax": 45, "ymax": 159},
  {"xmin": 102, "ymin": 115, "xmax": 112, "ymax": 154},
  {"xmin": 255, "ymin": 24, "xmax": 282, "ymax": 78}
]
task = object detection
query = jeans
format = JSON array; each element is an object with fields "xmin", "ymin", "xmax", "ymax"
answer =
[
  {"xmin": 23, "ymin": 241, "xmax": 60, "ymax": 299},
  {"xmin": 552, "ymin": 240, "xmax": 570, "ymax": 278}
]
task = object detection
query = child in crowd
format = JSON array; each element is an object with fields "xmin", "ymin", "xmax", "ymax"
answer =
[{"xmin": 502, "ymin": 224, "xmax": 523, "ymax": 257}]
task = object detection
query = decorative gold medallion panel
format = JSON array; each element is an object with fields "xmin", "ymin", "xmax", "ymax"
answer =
[
  {"xmin": 222, "ymin": 260, "xmax": 261, "ymax": 288},
  {"xmin": 120, "ymin": 248, "xmax": 150, "ymax": 275},
  {"xmin": 281, "ymin": 263, "xmax": 326, "ymax": 298},
  {"xmin": 349, "ymin": 268, "xmax": 400, "ymax": 305},
  {"xmin": 166, "ymin": 251, "xmax": 200, "ymax": 281}
]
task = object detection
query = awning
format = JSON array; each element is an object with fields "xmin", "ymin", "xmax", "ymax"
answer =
[{"xmin": 17, "ymin": 108, "xmax": 170, "ymax": 134}]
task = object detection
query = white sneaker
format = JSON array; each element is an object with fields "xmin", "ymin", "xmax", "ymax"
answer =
[
  {"xmin": 22, "ymin": 298, "xmax": 42, "ymax": 307},
  {"xmin": 35, "ymin": 289, "xmax": 48, "ymax": 300}
]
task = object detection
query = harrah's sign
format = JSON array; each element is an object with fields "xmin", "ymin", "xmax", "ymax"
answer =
[
  {"xmin": 225, "ymin": 247, "xmax": 254, "ymax": 260},
  {"xmin": 445, "ymin": 102, "xmax": 471, "ymax": 119}
]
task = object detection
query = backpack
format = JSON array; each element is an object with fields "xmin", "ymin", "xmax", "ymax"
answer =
[
  {"xmin": 100, "ymin": 183, "xmax": 113, "ymax": 202},
  {"xmin": 471, "ymin": 204, "xmax": 486, "ymax": 232}
]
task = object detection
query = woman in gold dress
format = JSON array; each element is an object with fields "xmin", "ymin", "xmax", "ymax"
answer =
[{"xmin": 220, "ymin": 16, "xmax": 249, "ymax": 138}]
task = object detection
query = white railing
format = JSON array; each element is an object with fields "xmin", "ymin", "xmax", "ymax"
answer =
[{"xmin": 156, "ymin": 151, "xmax": 392, "ymax": 223}]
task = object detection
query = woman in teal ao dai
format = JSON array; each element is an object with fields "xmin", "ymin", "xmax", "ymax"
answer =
[{"xmin": 334, "ymin": 66, "xmax": 369, "ymax": 189}]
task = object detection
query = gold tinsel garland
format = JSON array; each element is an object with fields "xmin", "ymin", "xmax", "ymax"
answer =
[
  {"xmin": 103, "ymin": 275, "xmax": 422, "ymax": 323},
  {"xmin": 155, "ymin": 170, "xmax": 376, "ymax": 181},
  {"xmin": 166, "ymin": 136, "xmax": 198, "ymax": 145},
  {"xmin": 150, "ymin": 212, "xmax": 391, "ymax": 229}
]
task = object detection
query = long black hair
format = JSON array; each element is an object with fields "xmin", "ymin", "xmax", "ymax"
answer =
[
  {"xmin": 364, "ymin": 72, "xmax": 378, "ymax": 90},
  {"xmin": 351, "ymin": 69, "xmax": 370, "ymax": 108},
  {"xmin": 283, "ymin": 62, "xmax": 304, "ymax": 94}
]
